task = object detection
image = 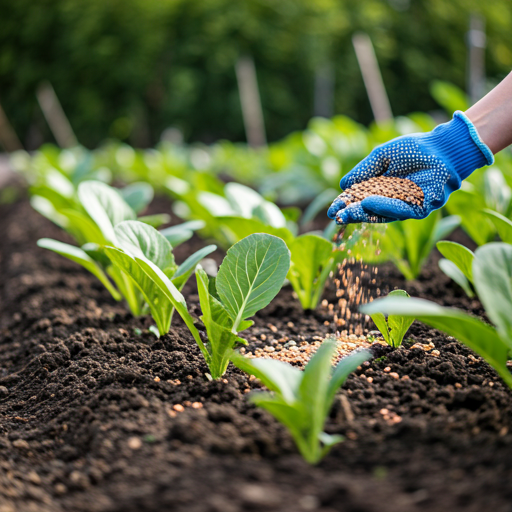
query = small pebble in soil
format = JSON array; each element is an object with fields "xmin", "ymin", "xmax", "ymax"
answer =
[{"xmin": 128, "ymin": 437, "xmax": 142, "ymax": 450}]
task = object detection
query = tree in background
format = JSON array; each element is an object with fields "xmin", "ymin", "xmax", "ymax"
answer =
[{"xmin": 0, "ymin": 0, "xmax": 511, "ymax": 148}]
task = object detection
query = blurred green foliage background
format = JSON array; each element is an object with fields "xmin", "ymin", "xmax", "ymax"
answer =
[{"xmin": 1, "ymin": 0, "xmax": 511, "ymax": 147}]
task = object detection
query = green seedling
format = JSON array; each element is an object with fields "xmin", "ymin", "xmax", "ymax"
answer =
[
  {"xmin": 362, "ymin": 242, "xmax": 512, "ymax": 388},
  {"xmin": 231, "ymin": 339, "xmax": 372, "ymax": 464},
  {"xmin": 368, "ymin": 290, "xmax": 413, "ymax": 348},
  {"xmin": 195, "ymin": 233, "xmax": 290, "ymax": 379},
  {"xmin": 36, "ymin": 180, "xmax": 205, "ymax": 316},
  {"xmin": 436, "ymin": 240, "xmax": 475, "ymax": 297},
  {"xmin": 104, "ymin": 220, "xmax": 215, "ymax": 335},
  {"xmin": 378, "ymin": 211, "xmax": 460, "ymax": 280},
  {"xmin": 443, "ymin": 165, "xmax": 512, "ymax": 247},
  {"xmin": 287, "ymin": 234, "xmax": 339, "ymax": 310}
]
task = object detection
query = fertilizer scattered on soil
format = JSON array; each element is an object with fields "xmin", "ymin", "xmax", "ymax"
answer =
[{"xmin": 242, "ymin": 335, "xmax": 374, "ymax": 368}]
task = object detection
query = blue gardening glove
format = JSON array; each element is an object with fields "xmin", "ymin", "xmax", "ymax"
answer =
[{"xmin": 327, "ymin": 111, "xmax": 494, "ymax": 224}]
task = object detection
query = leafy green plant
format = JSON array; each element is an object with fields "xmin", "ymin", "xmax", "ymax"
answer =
[
  {"xmin": 231, "ymin": 338, "xmax": 372, "ymax": 464},
  {"xmin": 195, "ymin": 233, "xmax": 290, "ymax": 378},
  {"xmin": 102, "ymin": 221, "xmax": 215, "ymax": 335},
  {"xmin": 368, "ymin": 290, "xmax": 414, "ymax": 348},
  {"xmin": 362, "ymin": 242, "xmax": 512, "ymax": 388},
  {"xmin": 436, "ymin": 241, "xmax": 475, "ymax": 297},
  {"xmin": 377, "ymin": 211, "xmax": 460, "ymax": 280},
  {"xmin": 36, "ymin": 180, "xmax": 208, "ymax": 315},
  {"xmin": 170, "ymin": 181, "xmax": 299, "ymax": 248},
  {"xmin": 444, "ymin": 167, "xmax": 512, "ymax": 247},
  {"xmin": 287, "ymin": 234, "xmax": 339, "ymax": 310}
]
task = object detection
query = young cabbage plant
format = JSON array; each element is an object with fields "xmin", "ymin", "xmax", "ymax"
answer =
[
  {"xmin": 103, "ymin": 220, "xmax": 215, "ymax": 336},
  {"xmin": 287, "ymin": 234, "xmax": 339, "ymax": 310},
  {"xmin": 37, "ymin": 180, "xmax": 141, "ymax": 304},
  {"xmin": 436, "ymin": 241, "xmax": 475, "ymax": 298},
  {"xmin": 36, "ymin": 180, "xmax": 199, "ymax": 313},
  {"xmin": 170, "ymin": 181, "xmax": 299, "ymax": 248},
  {"xmin": 445, "ymin": 182, "xmax": 497, "ymax": 246},
  {"xmin": 368, "ymin": 290, "xmax": 414, "ymax": 347},
  {"xmin": 362, "ymin": 242, "xmax": 512, "ymax": 388},
  {"xmin": 377, "ymin": 211, "xmax": 460, "ymax": 281},
  {"xmin": 195, "ymin": 233, "xmax": 290, "ymax": 379},
  {"xmin": 231, "ymin": 339, "xmax": 372, "ymax": 464}
]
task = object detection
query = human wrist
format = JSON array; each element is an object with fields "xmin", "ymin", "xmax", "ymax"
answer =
[{"xmin": 464, "ymin": 72, "xmax": 512, "ymax": 154}]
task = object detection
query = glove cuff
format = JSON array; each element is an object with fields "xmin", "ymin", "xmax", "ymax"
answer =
[{"xmin": 426, "ymin": 110, "xmax": 494, "ymax": 181}]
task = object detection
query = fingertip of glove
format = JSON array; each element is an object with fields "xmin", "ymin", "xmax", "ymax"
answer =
[{"xmin": 327, "ymin": 198, "xmax": 347, "ymax": 219}]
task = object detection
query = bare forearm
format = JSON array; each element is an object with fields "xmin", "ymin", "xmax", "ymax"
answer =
[{"xmin": 465, "ymin": 72, "xmax": 512, "ymax": 154}]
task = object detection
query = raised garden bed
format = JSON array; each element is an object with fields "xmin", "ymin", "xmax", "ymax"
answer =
[{"xmin": 1, "ymin": 196, "xmax": 512, "ymax": 512}]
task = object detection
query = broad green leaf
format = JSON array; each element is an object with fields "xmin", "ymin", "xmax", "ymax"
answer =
[
  {"xmin": 172, "ymin": 245, "xmax": 217, "ymax": 290},
  {"xmin": 483, "ymin": 168, "xmax": 511, "ymax": 215},
  {"xmin": 197, "ymin": 191, "xmax": 235, "ymax": 216},
  {"xmin": 104, "ymin": 247, "xmax": 174, "ymax": 336},
  {"xmin": 81, "ymin": 242, "xmax": 111, "ymax": 268},
  {"xmin": 473, "ymin": 243, "xmax": 512, "ymax": 343},
  {"xmin": 30, "ymin": 195, "xmax": 69, "ymax": 229},
  {"xmin": 230, "ymin": 352, "xmax": 302, "ymax": 404},
  {"xmin": 252, "ymin": 201, "xmax": 287, "ymax": 228},
  {"xmin": 436, "ymin": 240, "xmax": 474, "ymax": 281},
  {"xmin": 326, "ymin": 349, "xmax": 372, "ymax": 415},
  {"xmin": 439, "ymin": 259, "xmax": 475, "ymax": 298},
  {"xmin": 483, "ymin": 209, "xmax": 512, "ymax": 244},
  {"xmin": 445, "ymin": 189, "xmax": 495, "ymax": 246},
  {"xmin": 78, "ymin": 181, "xmax": 136, "ymax": 242},
  {"xmin": 159, "ymin": 220, "xmax": 206, "ymax": 247},
  {"xmin": 137, "ymin": 213, "xmax": 171, "ymax": 228},
  {"xmin": 430, "ymin": 80, "xmax": 469, "ymax": 112},
  {"xmin": 217, "ymin": 216, "xmax": 295, "ymax": 246},
  {"xmin": 288, "ymin": 234, "xmax": 334, "ymax": 310},
  {"xmin": 114, "ymin": 220, "xmax": 176, "ymax": 273},
  {"xmin": 217, "ymin": 234, "xmax": 291, "ymax": 331},
  {"xmin": 225, "ymin": 182, "xmax": 264, "ymax": 218},
  {"xmin": 299, "ymin": 339, "xmax": 336, "ymax": 442},
  {"xmin": 37, "ymin": 238, "xmax": 120, "ymax": 300},
  {"xmin": 60, "ymin": 208, "xmax": 108, "ymax": 245},
  {"xmin": 120, "ymin": 182, "xmax": 154, "ymax": 213},
  {"xmin": 362, "ymin": 296, "xmax": 512, "ymax": 388}
]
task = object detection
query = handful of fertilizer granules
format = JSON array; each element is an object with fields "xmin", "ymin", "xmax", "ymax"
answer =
[{"xmin": 337, "ymin": 176, "xmax": 424, "ymax": 208}]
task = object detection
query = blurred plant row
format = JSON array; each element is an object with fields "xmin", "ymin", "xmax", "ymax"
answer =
[
  {"xmin": 12, "ymin": 81, "xmax": 512, "ymax": 284},
  {"xmin": 2, "ymin": 0, "xmax": 512, "ymax": 146}
]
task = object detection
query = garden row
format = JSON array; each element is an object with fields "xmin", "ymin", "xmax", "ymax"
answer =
[{"xmin": 7, "ymin": 99, "xmax": 512, "ymax": 466}]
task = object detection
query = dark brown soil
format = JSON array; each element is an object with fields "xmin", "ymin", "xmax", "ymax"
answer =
[{"xmin": 1, "ymin": 196, "xmax": 512, "ymax": 512}]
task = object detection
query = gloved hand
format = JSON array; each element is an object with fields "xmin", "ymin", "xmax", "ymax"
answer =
[{"xmin": 327, "ymin": 111, "xmax": 494, "ymax": 224}]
